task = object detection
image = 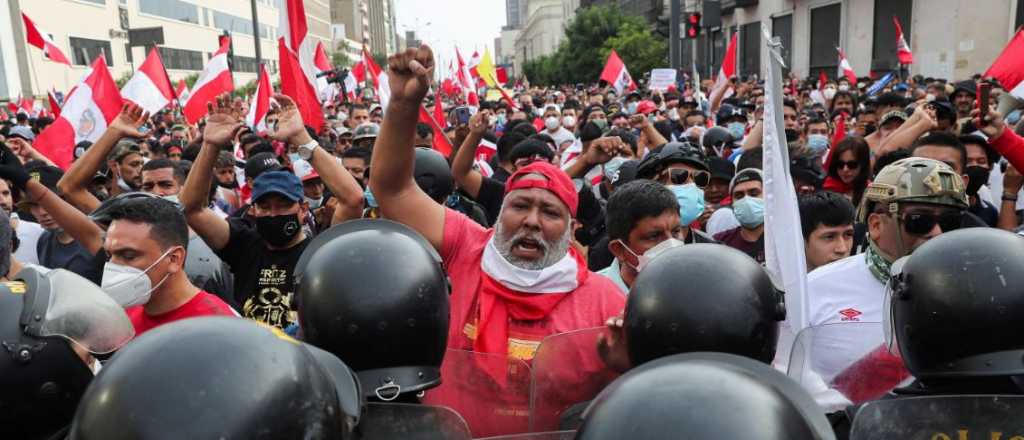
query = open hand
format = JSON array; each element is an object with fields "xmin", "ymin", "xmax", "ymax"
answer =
[
  {"xmin": 268, "ymin": 94, "xmax": 313, "ymax": 146},
  {"xmin": 386, "ymin": 45, "xmax": 434, "ymax": 106},
  {"xmin": 202, "ymin": 93, "xmax": 244, "ymax": 146},
  {"xmin": 109, "ymin": 103, "xmax": 150, "ymax": 138}
]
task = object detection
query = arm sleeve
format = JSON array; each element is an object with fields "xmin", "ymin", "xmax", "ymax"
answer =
[
  {"xmin": 440, "ymin": 207, "xmax": 487, "ymax": 265},
  {"xmin": 990, "ymin": 127, "xmax": 1024, "ymax": 172},
  {"xmin": 212, "ymin": 218, "xmax": 252, "ymax": 268}
]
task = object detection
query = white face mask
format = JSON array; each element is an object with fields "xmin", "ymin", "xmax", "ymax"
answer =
[
  {"xmin": 562, "ymin": 115, "xmax": 576, "ymax": 128},
  {"xmin": 101, "ymin": 247, "xmax": 175, "ymax": 307},
  {"xmin": 615, "ymin": 238, "xmax": 685, "ymax": 272},
  {"xmin": 545, "ymin": 116, "xmax": 560, "ymax": 130}
]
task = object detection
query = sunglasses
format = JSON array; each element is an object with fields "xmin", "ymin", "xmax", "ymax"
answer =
[
  {"xmin": 837, "ymin": 160, "xmax": 860, "ymax": 170},
  {"xmin": 667, "ymin": 168, "xmax": 711, "ymax": 188},
  {"xmin": 901, "ymin": 211, "xmax": 962, "ymax": 235}
]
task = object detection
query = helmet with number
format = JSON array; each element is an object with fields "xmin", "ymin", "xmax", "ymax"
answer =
[
  {"xmin": 0, "ymin": 266, "xmax": 134, "ymax": 440},
  {"xmin": 636, "ymin": 141, "xmax": 709, "ymax": 179},
  {"xmin": 296, "ymin": 219, "xmax": 449, "ymax": 402},
  {"xmin": 888, "ymin": 228, "xmax": 1024, "ymax": 380},
  {"xmin": 69, "ymin": 317, "xmax": 362, "ymax": 440},
  {"xmin": 701, "ymin": 126, "xmax": 735, "ymax": 152},
  {"xmin": 857, "ymin": 157, "xmax": 967, "ymax": 223},
  {"xmin": 625, "ymin": 244, "xmax": 785, "ymax": 366},
  {"xmin": 576, "ymin": 352, "xmax": 836, "ymax": 440},
  {"xmin": 414, "ymin": 147, "xmax": 455, "ymax": 204}
]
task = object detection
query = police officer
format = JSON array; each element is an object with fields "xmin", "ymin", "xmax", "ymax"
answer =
[
  {"xmin": 0, "ymin": 266, "xmax": 135, "ymax": 440},
  {"xmin": 69, "ymin": 316, "xmax": 361, "ymax": 440},
  {"xmin": 296, "ymin": 219, "xmax": 449, "ymax": 403},
  {"xmin": 576, "ymin": 352, "xmax": 836, "ymax": 440}
]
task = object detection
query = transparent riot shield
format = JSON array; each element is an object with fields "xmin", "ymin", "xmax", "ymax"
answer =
[
  {"xmin": 850, "ymin": 395, "xmax": 1024, "ymax": 440},
  {"xmin": 475, "ymin": 431, "xmax": 577, "ymax": 440},
  {"xmin": 528, "ymin": 327, "xmax": 619, "ymax": 432},
  {"xmin": 355, "ymin": 402, "xmax": 472, "ymax": 440},
  {"xmin": 788, "ymin": 322, "xmax": 910, "ymax": 409},
  {"xmin": 421, "ymin": 349, "xmax": 532, "ymax": 438}
]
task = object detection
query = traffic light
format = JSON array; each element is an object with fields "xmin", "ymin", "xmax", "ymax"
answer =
[{"xmin": 685, "ymin": 13, "xmax": 702, "ymax": 39}]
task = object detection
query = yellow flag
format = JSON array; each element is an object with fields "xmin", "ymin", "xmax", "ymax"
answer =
[{"xmin": 477, "ymin": 47, "xmax": 498, "ymax": 88}]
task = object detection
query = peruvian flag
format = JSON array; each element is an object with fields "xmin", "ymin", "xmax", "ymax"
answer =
[
  {"xmin": 279, "ymin": 0, "xmax": 323, "ymax": 112},
  {"xmin": 121, "ymin": 47, "xmax": 176, "ymax": 114},
  {"xmin": 837, "ymin": 48, "xmax": 857, "ymax": 84},
  {"xmin": 344, "ymin": 60, "xmax": 362, "ymax": 101},
  {"xmin": 245, "ymin": 64, "xmax": 272, "ymax": 132},
  {"xmin": 363, "ymin": 47, "xmax": 390, "ymax": 110},
  {"xmin": 18, "ymin": 96, "xmax": 34, "ymax": 115},
  {"xmin": 183, "ymin": 38, "xmax": 233, "ymax": 124},
  {"xmin": 48, "ymin": 89, "xmax": 62, "ymax": 118},
  {"xmin": 175, "ymin": 79, "xmax": 190, "ymax": 106},
  {"xmin": 279, "ymin": 38, "xmax": 325, "ymax": 131},
  {"xmin": 711, "ymin": 33, "xmax": 738, "ymax": 98},
  {"xmin": 34, "ymin": 56, "xmax": 123, "ymax": 170},
  {"xmin": 894, "ymin": 16, "xmax": 914, "ymax": 65},
  {"xmin": 312, "ymin": 41, "xmax": 339, "ymax": 104},
  {"xmin": 599, "ymin": 49, "xmax": 637, "ymax": 95},
  {"xmin": 456, "ymin": 48, "xmax": 480, "ymax": 106},
  {"xmin": 21, "ymin": 13, "xmax": 71, "ymax": 66},
  {"xmin": 418, "ymin": 101, "xmax": 452, "ymax": 157},
  {"xmin": 984, "ymin": 29, "xmax": 1024, "ymax": 99}
]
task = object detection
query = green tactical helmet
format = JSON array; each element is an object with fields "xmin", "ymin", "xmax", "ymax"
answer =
[{"xmin": 857, "ymin": 157, "xmax": 967, "ymax": 223}]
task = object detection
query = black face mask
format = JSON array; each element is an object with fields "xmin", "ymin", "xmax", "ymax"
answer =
[
  {"xmin": 965, "ymin": 165, "xmax": 991, "ymax": 197},
  {"xmin": 217, "ymin": 180, "xmax": 238, "ymax": 189},
  {"xmin": 256, "ymin": 213, "xmax": 302, "ymax": 247},
  {"xmin": 784, "ymin": 129, "xmax": 799, "ymax": 142}
]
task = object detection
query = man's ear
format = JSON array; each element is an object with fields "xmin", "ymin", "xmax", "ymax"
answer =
[
  {"xmin": 608, "ymin": 238, "xmax": 630, "ymax": 264},
  {"xmin": 867, "ymin": 212, "xmax": 885, "ymax": 242}
]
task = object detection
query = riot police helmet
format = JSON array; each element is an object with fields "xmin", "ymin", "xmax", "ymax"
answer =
[{"xmin": 414, "ymin": 147, "xmax": 455, "ymax": 204}]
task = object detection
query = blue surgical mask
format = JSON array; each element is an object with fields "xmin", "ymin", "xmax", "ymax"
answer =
[
  {"xmin": 604, "ymin": 156, "xmax": 628, "ymax": 183},
  {"xmin": 364, "ymin": 186, "xmax": 378, "ymax": 208},
  {"xmin": 496, "ymin": 114, "xmax": 507, "ymax": 125},
  {"xmin": 668, "ymin": 183, "xmax": 705, "ymax": 225},
  {"xmin": 727, "ymin": 122, "xmax": 746, "ymax": 141},
  {"xmin": 806, "ymin": 134, "xmax": 830, "ymax": 154},
  {"xmin": 626, "ymin": 102, "xmax": 638, "ymax": 114},
  {"xmin": 732, "ymin": 196, "xmax": 765, "ymax": 228}
]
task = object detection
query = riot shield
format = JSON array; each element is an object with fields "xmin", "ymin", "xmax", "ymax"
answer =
[
  {"xmin": 788, "ymin": 322, "xmax": 910, "ymax": 408},
  {"xmin": 421, "ymin": 349, "xmax": 532, "ymax": 438},
  {"xmin": 475, "ymin": 431, "xmax": 577, "ymax": 440},
  {"xmin": 355, "ymin": 402, "xmax": 472, "ymax": 440},
  {"xmin": 529, "ymin": 327, "xmax": 619, "ymax": 432},
  {"xmin": 850, "ymin": 395, "xmax": 1024, "ymax": 440}
]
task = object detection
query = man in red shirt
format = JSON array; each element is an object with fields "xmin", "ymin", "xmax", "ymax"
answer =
[
  {"xmin": 102, "ymin": 197, "xmax": 235, "ymax": 334},
  {"xmin": 370, "ymin": 45, "xmax": 625, "ymax": 362}
]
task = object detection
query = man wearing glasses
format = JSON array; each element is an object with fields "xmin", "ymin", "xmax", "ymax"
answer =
[
  {"xmin": 806, "ymin": 157, "xmax": 967, "ymax": 378},
  {"xmin": 635, "ymin": 142, "xmax": 717, "ymax": 245}
]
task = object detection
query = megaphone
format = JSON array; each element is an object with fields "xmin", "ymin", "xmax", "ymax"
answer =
[{"xmin": 996, "ymin": 92, "xmax": 1023, "ymax": 117}]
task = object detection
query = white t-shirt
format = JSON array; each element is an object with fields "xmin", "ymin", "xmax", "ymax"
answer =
[
  {"xmin": 13, "ymin": 217, "xmax": 44, "ymax": 265},
  {"xmin": 805, "ymin": 254, "xmax": 887, "ymax": 380},
  {"xmin": 545, "ymin": 127, "xmax": 576, "ymax": 151},
  {"xmin": 706, "ymin": 207, "xmax": 740, "ymax": 236}
]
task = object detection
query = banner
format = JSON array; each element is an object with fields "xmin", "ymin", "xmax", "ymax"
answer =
[{"xmin": 648, "ymin": 68, "xmax": 677, "ymax": 91}]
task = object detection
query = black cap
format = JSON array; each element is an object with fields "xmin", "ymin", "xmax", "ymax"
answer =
[
  {"xmin": 244, "ymin": 152, "xmax": 283, "ymax": 180},
  {"xmin": 708, "ymin": 157, "xmax": 736, "ymax": 182}
]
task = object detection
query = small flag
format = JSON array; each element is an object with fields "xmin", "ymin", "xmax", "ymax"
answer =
[
  {"xmin": 362, "ymin": 47, "xmax": 390, "ymax": 111},
  {"xmin": 984, "ymin": 28, "xmax": 1024, "ymax": 99},
  {"xmin": 21, "ymin": 13, "xmax": 71, "ymax": 66},
  {"xmin": 599, "ymin": 49, "xmax": 637, "ymax": 95},
  {"xmin": 183, "ymin": 38, "xmax": 234, "ymax": 124},
  {"xmin": 48, "ymin": 89, "xmax": 62, "ymax": 118},
  {"xmin": 894, "ymin": 16, "xmax": 914, "ymax": 65},
  {"xmin": 245, "ymin": 64, "xmax": 272, "ymax": 132},
  {"xmin": 710, "ymin": 34, "xmax": 738, "ymax": 102},
  {"xmin": 837, "ymin": 48, "xmax": 857, "ymax": 85},
  {"xmin": 121, "ymin": 47, "xmax": 176, "ymax": 114},
  {"xmin": 279, "ymin": 38, "xmax": 324, "ymax": 131}
]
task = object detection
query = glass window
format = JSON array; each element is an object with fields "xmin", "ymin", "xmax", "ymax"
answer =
[
  {"xmin": 212, "ymin": 10, "xmax": 255, "ymax": 36},
  {"xmin": 808, "ymin": 3, "xmax": 841, "ymax": 80},
  {"xmin": 138, "ymin": 0, "xmax": 199, "ymax": 24},
  {"xmin": 872, "ymin": 0, "xmax": 912, "ymax": 73},
  {"xmin": 234, "ymin": 55, "xmax": 259, "ymax": 73},
  {"xmin": 80, "ymin": 0, "xmax": 105, "ymax": 4},
  {"xmin": 772, "ymin": 14, "xmax": 792, "ymax": 76},
  {"xmin": 69, "ymin": 37, "xmax": 113, "ymax": 66},
  {"xmin": 158, "ymin": 46, "xmax": 204, "ymax": 71},
  {"xmin": 740, "ymin": 21, "xmax": 760, "ymax": 79}
]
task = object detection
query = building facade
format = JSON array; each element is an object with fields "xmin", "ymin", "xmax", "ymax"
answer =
[
  {"xmin": 507, "ymin": 0, "xmax": 529, "ymax": 29},
  {"xmin": 0, "ymin": 0, "xmax": 332, "ymax": 100},
  {"xmin": 366, "ymin": 0, "xmax": 397, "ymax": 56},
  {"xmin": 514, "ymin": 0, "xmax": 568, "ymax": 70}
]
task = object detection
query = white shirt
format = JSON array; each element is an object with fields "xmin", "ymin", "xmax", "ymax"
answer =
[
  {"xmin": 545, "ymin": 127, "xmax": 576, "ymax": 152},
  {"xmin": 706, "ymin": 207, "xmax": 740, "ymax": 236},
  {"xmin": 804, "ymin": 254, "xmax": 887, "ymax": 381},
  {"xmin": 12, "ymin": 217, "xmax": 44, "ymax": 265}
]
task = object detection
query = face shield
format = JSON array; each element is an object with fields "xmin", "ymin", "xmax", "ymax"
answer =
[{"xmin": 882, "ymin": 256, "xmax": 910, "ymax": 357}]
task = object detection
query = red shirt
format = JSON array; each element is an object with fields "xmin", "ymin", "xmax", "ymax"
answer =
[{"xmin": 127, "ymin": 290, "xmax": 237, "ymax": 335}]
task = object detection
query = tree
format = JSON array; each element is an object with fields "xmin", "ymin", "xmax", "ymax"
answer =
[
  {"xmin": 115, "ymin": 71, "xmax": 133, "ymax": 89},
  {"xmin": 602, "ymin": 21, "xmax": 668, "ymax": 83},
  {"xmin": 331, "ymin": 51, "xmax": 351, "ymax": 68}
]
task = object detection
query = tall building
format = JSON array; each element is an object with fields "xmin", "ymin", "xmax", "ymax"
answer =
[
  {"xmin": 506, "ymin": 0, "xmax": 528, "ymax": 29},
  {"xmin": 366, "ymin": 0, "xmax": 398, "ymax": 56},
  {"xmin": 514, "ymin": 0, "xmax": 567, "ymax": 69},
  {"xmin": 0, "ymin": 0, "xmax": 332, "ymax": 99},
  {"xmin": 330, "ymin": 0, "xmax": 368, "ymax": 65}
]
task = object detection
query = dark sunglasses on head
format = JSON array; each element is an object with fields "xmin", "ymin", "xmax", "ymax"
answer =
[
  {"xmin": 837, "ymin": 160, "xmax": 860, "ymax": 170},
  {"xmin": 668, "ymin": 168, "xmax": 710, "ymax": 188},
  {"xmin": 901, "ymin": 211, "xmax": 962, "ymax": 235}
]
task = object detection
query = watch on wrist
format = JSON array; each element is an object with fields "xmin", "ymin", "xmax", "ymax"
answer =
[
  {"xmin": 1003, "ymin": 192, "xmax": 1019, "ymax": 202},
  {"xmin": 298, "ymin": 140, "xmax": 319, "ymax": 160}
]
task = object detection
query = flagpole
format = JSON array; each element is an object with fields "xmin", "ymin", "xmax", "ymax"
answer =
[
  {"xmin": 26, "ymin": 51, "xmax": 41, "ymax": 99},
  {"xmin": 249, "ymin": 0, "xmax": 263, "ymax": 68}
]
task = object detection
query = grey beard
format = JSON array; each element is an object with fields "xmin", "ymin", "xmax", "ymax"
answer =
[{"xmin": 494, "ymin": 214, "xmax": 572, "ymax": 271}]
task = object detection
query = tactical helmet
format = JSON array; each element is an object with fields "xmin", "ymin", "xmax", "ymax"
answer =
[
  {"xmin": 0, "ymin": 266, "xmax": 134, "ymax": 440},
  {"xmin": 888, "ymin": 228, "xmax": 1024, "ymax": 379},
  {"xmin": 626, "ymin": 244, "xmax": 785, "ymax": 366},
  {"xmin": 70, "ymin": 317, "xmax": 362, "ymax": 440},
  {"xmin": 857, "ymin": 157, "xmax": 967, "ymax": 223},
  {"xmin": 353, "ymin": 123, "xmax": 380, "ymax": 141},
  {"xmin": 636, "ymin": 141, "xmax": 709, "ymax": 179},
  {"xmin": 576, "ymin": 352, "xmax": 837, "ymax": 440},
  {"xmin": 701, "ymin": 126, "xmax": 735, "ymax": 152},
  {"xmin": 296, "ymin": 219, "xmax": 449, "ymax": 402},
  {"xmin": 414, "ymin": 147, "xmax": 455, "ymax": 203}
]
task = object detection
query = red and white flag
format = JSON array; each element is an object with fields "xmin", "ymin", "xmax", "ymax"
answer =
[
  {"xmin": 894, "ymin": 16, "xmax": 914, "ymax": 65},
  {"xmin": 710, "ymin": 33, "xmax": 738, "ymax": 99},
  {"xmin": 417, "ymin": 101, "xmax": 452, "ymax": 157},
  {"xmin": 121, "ymin": 47, "xmax": 176, "ymax": 114},
  {"xmin": 312, "ymin": 41, "xmax": 339, "ymax": 104},
  {"xmin": 363, "ymin": 47, "xmax": 390, "ymax": 110},
  {"xmin": 984, "ymin": 28, "xmax": 1024, "ymax": 99},
  {"xmin": 279, "ymin": 0, "xmax": 322, "ymax": 112},
  {"xmin": 599, "ymin": 49, "xmax": 637, "ymax": 95},
  {"xmin": 175, "ymin": 79, "xmax": 190, "ymax": 105},
  {"xmin": 34, "ymin": 56, "xmax": 122, "ymax": 169},
  {"xmin": 455, "ymin": 47, "xmax": 480, "ymax": 106},
  {"xmin": 245, "ymin": 64, "xmax": 272, "ymax": 132},
  {"xmin": 48, "ymin": 89, "xmax": 62, "ymax": 118},
  {"xmin": 183, "ymin": 38, "xmax": 233, "ymax": 124},
  {"xmin": 344, "ymin": 61, "xmax": 363, "ymax": 101},
  {"xmin": 837, "ymin": 48, "xmax": 857, "ymax": 84},
  {"xmin": 279, "ymin": 39, "xmax": 324, "ymax": 131},
  {"xmin": 21, "ymin": 13, "xmax": 71, "ymax": 66},
  {"xmin": 18, "ymin": 96, "xmax": 34, "ymax": 115}
]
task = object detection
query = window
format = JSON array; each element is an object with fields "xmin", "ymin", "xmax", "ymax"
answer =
[
  {"xmin": 69, "ymin": 37, "xmax": 113, "ymax": 66},
  {"xmin": 139, "ymin": 0, "xmax": 199, "ymax": 24},
  {"xmin": 234, "ymin": 55, "xmax": 259, "ymax": 73},
  {"xmin": 808, "ymin": 3, "xmax": 841, "ymax": 80},
  {"xmin": 772, "ymin": 14, "xmax": 792, "ymax": 75},
  {"xmin": 872, "ymin": 0, "xmax": 912, "ymax": 73},
  {"xmin": 213, "ymin": 11, "xmax": 254, "ymax": 36},
  {"xmin": 80, "ymin": 0, "xmax": 105, "ymax": 4},
  {"xmin": 158, "ymin": 46, "xmax": 204, "ymax": 71},
  {"xmin": 740, "ymin": 21, "xmax": 760, "ymax": 79},
  {"xmin": 711, "ymin": 28, "xmax": 724, "ymax": 74}
]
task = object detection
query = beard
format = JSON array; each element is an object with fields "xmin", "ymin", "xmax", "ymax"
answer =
[{"xmin": 494, "ymin": 212, "xmax": 572, "ymax": 271}]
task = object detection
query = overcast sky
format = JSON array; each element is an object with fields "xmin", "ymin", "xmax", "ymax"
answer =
[{"xmin": 392, "ymin": 0, "xmax": 507, "ymax": 78}]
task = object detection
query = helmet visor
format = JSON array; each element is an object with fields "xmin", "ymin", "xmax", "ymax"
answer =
[
  {"xmin": 883, "ymin": 256, "xmax": 910, "ymax": 356},
  {"xmin": 36, "ymin": 268, "xmax": 135, "ymax": 354}
]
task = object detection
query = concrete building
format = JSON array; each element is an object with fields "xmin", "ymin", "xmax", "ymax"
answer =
[
  {"xmin": 507, "ymin": 0, "xmax": 529, "ymax": 29},
  {"xmin": 515, "ymin": 0, "xmax": 568, "ymax": 70},
  {"xmin": 331, "ymin": 0, "xmax": 370, "ymax": 46},
  {"xmin": 366, "ymin": 0, "xmax": 398, "ymax": 56},
  {"xmin": 692, "ymin": 0, "xmax": 1024, "ymax": 81},
  {"xmin": 0, "ymin": 0, "xmax": 332, "ymax": 100},
  {"xmin": 497, "ymin": 28, "xmax": 520, "ymax": 78}
]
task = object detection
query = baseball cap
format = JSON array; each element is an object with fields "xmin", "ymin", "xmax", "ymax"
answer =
[
  {"xmin": 8, "ymin": 125, "xmax": 35, "ymax": 141},
  {"xmin": 292, "ymin": 159, "xmax": 321, "ymax": 183},
  {"xmin": 708, "ymin": 157, "xmax": 736, "ymax": 182},
  {"xmin": 251, "ymin": 170, "xmax": 303, "ymax": 203},
  {"xmin": 729, "ymin": 168, "xmax": 763, "ymax": 194},
  {"xmin": 505, "ymin": 161, "xmax": 579, "ymax": 217},
  {"xmin": 244, "ymin": 152, "xmax": 283, "ymax": 181},
  {"xmin": 636, "ymin": 100, "xmax": 658, "ymax": 115},
  {"xmin": 880, "ymin": 110, "xmax": 908, "ymax": 126}
]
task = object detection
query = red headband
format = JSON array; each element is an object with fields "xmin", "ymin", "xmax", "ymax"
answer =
[{"xmin": 504, "ymin": 161, "xmax": 578, "ymax": 218}]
